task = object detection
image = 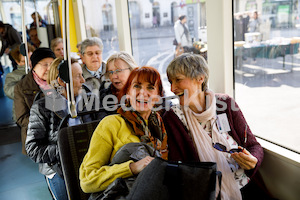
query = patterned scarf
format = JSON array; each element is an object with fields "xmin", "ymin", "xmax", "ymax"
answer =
[
  {"xmin": 117, "ymin": 107, "xmax": 168, "ymax": 160},
  {"xmin": 32, "ymin": 70, "xmax": 50, "ymax": 91}
]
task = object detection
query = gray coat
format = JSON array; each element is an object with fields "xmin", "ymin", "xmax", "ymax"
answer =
[
  {"xmin": 4, "ymin": 65, "xmax": 26, "ymax": 99},
  {"xmin": 4, "ymin": 65, "xmax": 26, "ymax": 121},
  {"xmin": 82, "ymin": 62, "xmax": 110, "ymax": 94}
]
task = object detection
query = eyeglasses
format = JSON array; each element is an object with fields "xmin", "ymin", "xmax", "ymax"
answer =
[
  {"xmin": 107, "ymin": 68, "xmax": 130, "ymax": 76},
  {"xmin": 213, "ymin": 143, "xmax": 243, "ymax": 153},
  {"xmin": 37, "ymin": 62, "xmax": 52, "ymax": 68},
  {"xmin": 212, "ymin": 120, "xmax": 248, "ymax": 154},
  {"xmin": 84, "ymin": 50, "xmax": 102, "ymax": 57}
]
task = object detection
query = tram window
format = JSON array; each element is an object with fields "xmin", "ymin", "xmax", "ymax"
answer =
[
  {"xmin": 81, "ymin": 0, "xmax": 120, "ymax": 61},
  {"xmin": 233, "ymin": 0, "xmax": 300, "ymax": 153},
  {"xmin": 1, "ymin": 1, "xmax": 51, "ymax": 31},
  {"xmin": 127, "ymin": 0, "xmax": 207, "ymax": 97}
]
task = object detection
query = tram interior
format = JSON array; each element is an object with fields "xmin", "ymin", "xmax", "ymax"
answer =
[{"xmin": 1, "ymin": 0, "xmax": 300, "ymax": 200}]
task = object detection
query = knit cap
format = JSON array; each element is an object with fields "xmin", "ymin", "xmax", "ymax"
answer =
[{"xmin": 31, "ymin": 47, "xmax": 56, "ymax": 68}]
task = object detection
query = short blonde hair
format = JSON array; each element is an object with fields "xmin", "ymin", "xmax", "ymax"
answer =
[
  {"xmin": 105, "ymin": 51, "xmax": 138, "ymax": 78},
  {"xmin": 167, "ymin": 53, "xmax": 209, "ymax": 91},
  {"xmin": 47, "ymin": 58, "xmax": 79, "ymax": 87}
]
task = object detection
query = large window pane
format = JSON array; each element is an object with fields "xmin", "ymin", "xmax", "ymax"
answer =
[
  {"xmin": 128, "ymin": 0, "xmax": 207, "ymax": 96},
  {"xmin": 1, "ymin": 1, "xmax": 51, "ymax": 32},
  {"xmin": 233, "ymin": 0, "xmax": 300, "ymax": 152},
  {"xmin": 82, "ymin": 0, "xmax": 120, "ymax": 60}
]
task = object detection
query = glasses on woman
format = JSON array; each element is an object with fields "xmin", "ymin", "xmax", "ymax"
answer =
[
  {"xmin": 107, "ymin": 68, "xmax": 130, "ymax": 76},
  {"xmin": 212, "ymin": 120, "xmax": 248, "ymax": 154},
  {"xmin": 37, "ymin": 62, "xmax": 52, "ymax": 68}
]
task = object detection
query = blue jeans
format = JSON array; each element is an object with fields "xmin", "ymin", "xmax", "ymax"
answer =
[{"xmin": 46, "ymin": 174, "xmax": 68, "ymax": 200}]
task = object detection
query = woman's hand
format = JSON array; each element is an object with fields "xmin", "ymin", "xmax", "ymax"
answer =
[
  {"xmin": 231, "ymin": 147, "xmax": 258, "ymax": 170},
  {"xmin": 129, "ymin": 156, "xmax": 154, "ymax": 175}
]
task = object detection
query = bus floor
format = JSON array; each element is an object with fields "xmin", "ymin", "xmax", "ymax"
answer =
[
  {"xmin": 0, "ymin": 66, "xmax": 51, "ymax": 199},
  {"xmin": 0, "ymin": 127, "xmax": 52, "ymax": 199}
]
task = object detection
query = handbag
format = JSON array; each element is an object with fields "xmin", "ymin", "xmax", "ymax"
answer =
[
  {"xmin": 127, "ymin": 157, "xmax": 222, "ymax": 200},
  {"xmin": 88, "ymin": 178, "xmax": 135, "ymax": 200}
]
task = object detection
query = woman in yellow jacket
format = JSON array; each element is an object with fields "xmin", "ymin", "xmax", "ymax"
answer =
[{"xmin": 79, "ymin": 66, "xmax": 167, "ymax": 193}]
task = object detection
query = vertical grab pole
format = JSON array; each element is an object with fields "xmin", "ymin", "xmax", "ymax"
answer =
[
  {"xmin": 62, "ymin": 0, "xmax": 77, "ymax": 118},
  {"xmin": 33, "ymin": 0, "xmax": 40, "ymax": 35},
  {"xmin": 20, "ymin": 0, "xmax": 29, "ymax": 74}
]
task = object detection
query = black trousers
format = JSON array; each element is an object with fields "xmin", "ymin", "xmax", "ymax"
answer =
[{"xmin": 241, "ymin": 180, "xmax": 277, "ymax": 200}]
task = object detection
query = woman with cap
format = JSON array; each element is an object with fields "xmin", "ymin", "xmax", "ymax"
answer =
[{"xmin": 14, "ymin": 47, "xmax": 55, "ymax": 155}]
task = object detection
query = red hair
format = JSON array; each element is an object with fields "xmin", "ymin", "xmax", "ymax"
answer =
[{"xmin": 118, "ymin": 66, "xmax": 163, "ymax": 101}]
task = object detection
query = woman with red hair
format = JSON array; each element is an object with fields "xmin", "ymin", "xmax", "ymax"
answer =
[{"xmin": 79, "ymin": 66, "xmax": 167, "ymax": 194}]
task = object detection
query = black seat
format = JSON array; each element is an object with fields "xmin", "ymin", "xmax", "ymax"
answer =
[{"xmin": 58, "ymin": 118, "xmax": 100, "ymax": 200}]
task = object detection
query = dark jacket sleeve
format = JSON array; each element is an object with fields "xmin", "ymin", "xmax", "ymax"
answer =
[
  {"xmin": 25, "ymin": 100, "xmax": 59, "ymax": 164},
  {"xmin": 0, "ymin": 39, "xmax": 8, "ymax": 57},
  {"xmin": 216, "ymin": 94, "xmax": 263, "ymax": 178},
  {"xmin": 7, "ymin": 27, "xmax": 22, "ymax": 48},
  {"xmin": 163, "ymin": 110, "xmax": 199, "ymax": 162}
]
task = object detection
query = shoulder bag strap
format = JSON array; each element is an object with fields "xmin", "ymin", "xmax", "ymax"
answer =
[{"xmin": 216, "ymin": 171, "xmax": 222, "ymax": 200}]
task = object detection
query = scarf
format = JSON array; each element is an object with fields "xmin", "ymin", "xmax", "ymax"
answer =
[
  {"xmin": 32, "ymin": 70, "xmax": 50, "ymax": 91},
  {"xmin": 117, "ymin": 107, "xmax": 168, "ymax": 160},
  {"xmin": 182, "ymin": 90, "xmax": 242, "ymax": 200}
]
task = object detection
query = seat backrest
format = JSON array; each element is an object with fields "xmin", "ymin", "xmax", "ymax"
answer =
[{"xmin": 58, "ymin": 119, "xmax": 100, "ymax": 200}]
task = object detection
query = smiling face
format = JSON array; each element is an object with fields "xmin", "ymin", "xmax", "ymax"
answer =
[
  {"xmin": 107, "ymin": 59, "xmax": 131, "ymax": 91},
  {"xmin": 127, "ymin": 78, "xmax": 159, "ymax": 119},
  {"xmin": 33, "ymin": 57, "xmax": 54, "ymax": 81},
  {"xmin": 82, "ymin": 45, "xmax": 102, "ymax": 71},
  {"xmin": 170, "ymin": 74, "xmax": 204, "ymax": 108}
]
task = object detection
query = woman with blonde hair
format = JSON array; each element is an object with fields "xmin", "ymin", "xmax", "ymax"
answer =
[{"xmin": 98, "ymin": 51, "xmax": 138, "ymax": 119}]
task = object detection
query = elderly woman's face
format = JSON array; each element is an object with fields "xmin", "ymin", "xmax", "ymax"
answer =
[
  {"xmin": 127, "ymin": 77, "xmax": 159, "ymax": 118},
  {"xmin": 82, "ymin": 45, "xmax": 102, "ymax": 71},
  {"xmin": 107, "ymin": 59, "xmax": 131, "ymax": 91},
  {"xmin": 34, "ymin": 57, "xmax": 54, "ymax": 81},
  {"xmin": 54, "ymin": 42, "xmax": 64, "ymax": 58},
  {"xmin": 170, "ymin": 74, "xmax": 203, "ymax": 107}
]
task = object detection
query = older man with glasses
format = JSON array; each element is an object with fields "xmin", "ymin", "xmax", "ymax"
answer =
[{"xmin": 80, "ymin": 37, "xmax": 110, "ymax": 95}]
